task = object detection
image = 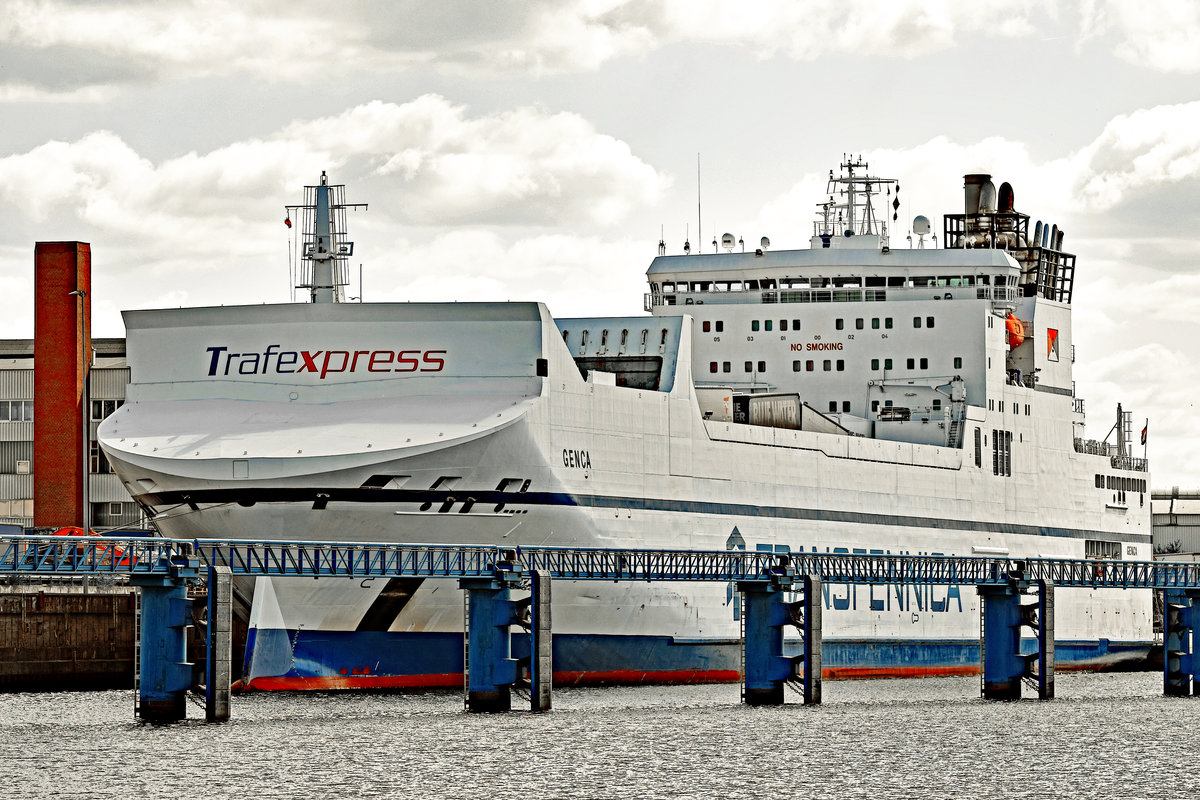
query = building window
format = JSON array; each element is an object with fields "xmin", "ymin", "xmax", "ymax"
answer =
[
  {"xmin": 751, "ymin": 320, "xmax": 760, "ymax": 332},
  {"xmin": 703, "ymin": 321, "xmax": 711, "ymax": 333},
  {"xmin": 855, "ymin": 318, "xmax": 864, "ymax": 330},
  {"xmin": 953, "ymin": 357, "xmax": 963, "ymax": 369},
  {"xmin": 835, "ymin": 319, "xmax": 845, "ymax": 330},
  {"xmin": 709, "ymin": 362, "xmax": 718, "ymax": 373},
  {"xmin": 919, "ymin": 357, "xmax": 928, "ymax": 369},
  {"xmin": 871, "ymin": 358, "xmax": 879, "ymax": 370}
]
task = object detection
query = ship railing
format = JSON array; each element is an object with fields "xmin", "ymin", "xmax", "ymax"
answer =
[
  {"xmin": 1111, "ymin": 455, "xmax": 1149, "ymax": 472},
  {"xmin": 1074, "ymin": 438, "xmax": 1111, "ymax": 457}
]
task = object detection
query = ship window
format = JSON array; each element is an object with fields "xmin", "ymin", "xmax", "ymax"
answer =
[
  {"xmin": 836, "ymin": 360, "xmax": 844, "ymax": 371},
  {"xmin": 751, "ymin": 320, "xmax": 760, "ymax": 332},
  {"xmin": 702, "ymin": 321, "xmax": 711, "ymax": 333},
  {"xmin": 765, "ymin": 320, "xmax": 773, "ymax": 332},
  {"xmin": 813, "ymin": 290, "xmax": 832, "ymax": 302},
  {"xmin": 780, "ymin": 320, "xmax": 788, "ymax": 331},
  {"xmin": 621, "ymin": 329, "xmax": 628, "ymax": 347},
  {"xmin": 723, "ymin": 362, "xmax": 731, "ymax": 373},
  {"xmin": 660, "ymin": 329, "xmax": 669, "ymax": 345},
  {"xmin": 954, "ymin": 357, "xmax": 963, "ymax": 369},
  {"xmin": 885, "ymin": 400, "xmax": 894, "ymax": 407},
  {"xmin": 933, "ymin": 399, "xmax": 942, "ymax": 410},
  {"xmin": 758, "ymin": 361, "xmax": 766, "ymax": 372},
  {"xmin": 835, "ymin": 319, "xmax": 844, "ymax": 330},
  {"xmin": 907, "ymin": 358, "xmax": 915, "ymax": 369},
  {"xmin": 562, "ymin": 330, "xmax": 570, "ymax": 345},
  {"xmin": 823, "ymin": 360, "xmax": 832, "ymax": 372},
  {"xmin": 792, "ymin": 319, "xmax": 801, "ymax": 329},
  {"xmin": 871, "ymin": 359, "xmax": 879, "ymax": 370},
  {"xmin": 999, "ymin": 402, "xmax": 1004, "ymax": 412},
  {"xmin": 885, "ymin": 358, "xmax": 892, "ymax": 370},
  {"xmin": 716, "ymin": 321, "xmax": 724, "ymax": 332},
  {"xmin": 913, "ymin": 317, "xmax": 922, "ymax": 328},
  {"xmin": 709, "ymin": 362, "xmax": 718, "ymax": 373},
  {"xmin": 662, "ymin": 282, "xmax": 675, "ymax": 292},
  {"xmin": 641, "ymin": 330, "xmax": 649, "ymax": 347},
  {"xmin": 601, "ymin": 330, "xmax": 609, "ymax": 347},
  {"xmin": 989, "ymin": 399, "xmax": 994, "ymax": 411},
  {"xmin": 793, "ymin": 360, "xmax": 803, "ymax": 372},
  {"xmin": 806, "ymin": 360, "xmax": 814, "ymax": 371},
  {"xmin": 745, "ymin": 361, "xmax": 753, "ymax": 373},
  {"xmin": 872, "ymin": 400, "xmax": 879, "ymax": 412},
  {"xmin": 926, "ymin": 316, "xmax": 935, "ymax": 328},
  {"xmin": 842, "ymin": 401, "xmax": 850, "ymax": 412},
  {"xmin": 829, "ymin": 401, "xmax": 837, "ymax": 413},
  {"xmin": 920, "ymin": 358, "xmax": 928, "ymax": 369},
  {"xmin": 855, "ymin": 318, "xmax": 864, "ymax": 330},
  {"xmin": 1096, "ymin": 474, "xmax": 1102, "ymax": 488},
  {"xmin": 975, "ymin": 428, "xmax": 982, "ymax": 468},
  {"xmin": 885, "ymin": 318, "xmax": 893, "ymax": 329},
  {"xmin": 872, "ymin": 318, "xmax": 880, "ymax": 330}
]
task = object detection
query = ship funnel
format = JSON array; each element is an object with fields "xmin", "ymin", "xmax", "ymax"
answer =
[
  {"xmin": 963, "ymin": 174, "xmax": 992, "ymax": 215},
  {"xmin": 998, "ymin": 182, "xmax": 1014, "ymax": 213},
  {"xmin": 978, "ymin": 180, "xmax": 997, "ymax": 214}
]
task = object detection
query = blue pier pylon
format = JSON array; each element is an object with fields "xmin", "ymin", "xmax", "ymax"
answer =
[
  {"xmin": 130, "ymin": 555, "xmax": 199, "ymax": 722},
  {"xmin": 979, "ymin": 574, "xmax": 1054, "ymax": 700},
  {"xmin": 1164, "ymin": 588, "xmax": 1200, "ymax": 697},
  {"xmin": 737, "ymin": 560, "xmax": 822, "ymax": 706},
  {"xmin": 460, "ymin": 553, "xmax": 527, "ymax": 712}
]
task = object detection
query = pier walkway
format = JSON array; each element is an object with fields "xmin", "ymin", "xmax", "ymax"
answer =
[{"xmin": 2, "ymin": 535, "xmax": 1198, "ymax": 721}]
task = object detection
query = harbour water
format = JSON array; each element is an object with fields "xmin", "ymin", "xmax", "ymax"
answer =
[{"xmin": 2, "ymin": 673, "xmax": 1196, "ymax": 799}]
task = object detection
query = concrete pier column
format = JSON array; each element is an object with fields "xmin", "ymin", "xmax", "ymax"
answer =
[
  {"xmin": 530, "ymin": 569, "xmax": 552, "ymax": 712},
  {"xmin": 205, "ymin": 566, "xmax": 232, "ymax": 722}
]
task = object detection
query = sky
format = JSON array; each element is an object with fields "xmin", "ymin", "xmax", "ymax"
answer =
[{"xmin": 1, "ymin": 0, "xmax": 1199, "ymax": 486}]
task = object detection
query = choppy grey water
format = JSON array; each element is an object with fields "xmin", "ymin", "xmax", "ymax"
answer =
[{"xmin": 1, "ymin": 673, "xmax": 1196, "ymax": 799}]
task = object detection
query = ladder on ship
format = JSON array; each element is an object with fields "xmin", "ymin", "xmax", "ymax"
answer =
[
  {"xmin": 462, "ymin": 590, "xmax": 470, "ymax": 710},
  {"xmin": 132, "ymin": 588, "xmax": 142, "ymax": 718}
]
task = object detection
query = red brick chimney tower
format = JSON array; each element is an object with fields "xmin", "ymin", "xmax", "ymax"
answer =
[{"xmin": 33, "ymin": 242, "xmax": 91, "ymax": 529}]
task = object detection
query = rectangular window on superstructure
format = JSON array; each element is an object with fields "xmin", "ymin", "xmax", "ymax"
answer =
[
  {"xmin": 907, "ymin": 358, "xmax": 915, "ymax": 369},
  {"xmin": 829, "ymin": 401, "xmax": 837, "ymax": 413},
  {"xmin": 992, "ymin": 429, "xmax": 1000, "ymax": 475},
  {"xmin": 765, "ymin": 320, "xmax": 773, "ymax": 331},
  {"xmin": 871, "ymin": 359, "xmax": 879, "ymax": 370},
  {"xmin": 953, "ymin": 357, "xmax": 963, "ymax": 369},
  {"xmin": 885, "ymin": 317, "xmax": 893, "ymax": 329},
  {"xmin": 920, "ymin": 357, "xmax": 928, "ymax": 369},
  {"xmin": 974, "ymin": 428, "xmax": 982, "ymax": 468},
  {"xmin": 999, "ymin": 401, "xmax": 1004, "ymax": 412},
  {"xmin": 842, "ymin": 401, "xmax": 850, "ymax": 412},
  {"xmin": 855, "ymin": 318, "xmax": 864, "ymax": 330},
  {"xmin": 745, "ymin": 361, "xmax": 753, "ymax": 373},
  {"xmin": 723, "ymin": 362, "xmax": 731, "ymax": 373},
  {"xmin": 872, "ymin": 318, "xmax": 880, "ymax": 329},
  {"xmin": 703, "ymin": 321, "xmax": 711, "ymax": 333},
  {"xmin": 792, "ymin": 319, "xmax": 801, "ymax": 329},
  {"xmin": 884, "ymin": 358, "xmax": 893, "ymax": 370},
  {"xmin": 823, "ymin": 360, "xmax": 832, "ymax": 372},
  {"xmin": 927, "ymin": 316, "xmax": 935, "ymax": 328},
  {"xmin": 751, "ymin": 320, "xmax": 760, "ymax": 332},
  {"xmin": 709, "ymin": 362, "xmax": 718, "ymax": 373},
  {"xmin": 913, "ymin": 317, "xmax": 922, "ymax": 328},
  {"xmin": 793, "ymin": 360, "xmax": 802, "ymax": 372},
  {"xmin": 779, "ymin": 319, "xmax": 788, "ymax": 331},
  {"xmin": 758, "ymin": 361, "xmax": 766, "ymax": 372},
  {"xmin": 716, "ymin": 321, "xmax": 724, "ymax": 332},
  {"xmin": 835, "ymin": 319, "xmax": 844, "ymax": 330},
  {"xmin": 0, "ymin": 402, "xmax": 8, "ymax": 421},
  {"xmin": 806, "ymin": 360, "xmax": 814, "ymax": 371},
  {"xmin": 836, "ymin": 360, "xmax": 844, "ymax": 371},
  {"xmin": 871, "ymin": 400, "xmax": 879, "ymax": 412}
]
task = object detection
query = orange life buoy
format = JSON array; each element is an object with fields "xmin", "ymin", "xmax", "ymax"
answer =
[{"xmin": 1006, "ymin": 314, "xmax": 1025, "ymax": 349}]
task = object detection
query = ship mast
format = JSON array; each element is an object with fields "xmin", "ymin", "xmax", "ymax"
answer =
[{"xmin": 287, "ymin": 171, "xmax": 367, "ymax": 304}]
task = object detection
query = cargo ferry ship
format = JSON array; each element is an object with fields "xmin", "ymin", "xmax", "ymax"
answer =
[{"xmin": 98, "ymin": 162, "xmax": 1153, "ymax": 688}]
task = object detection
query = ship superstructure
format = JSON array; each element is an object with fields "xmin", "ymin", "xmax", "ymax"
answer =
[{"xmin": 98, "ymin": 163, "xmax": 1153, "ymax": 689}]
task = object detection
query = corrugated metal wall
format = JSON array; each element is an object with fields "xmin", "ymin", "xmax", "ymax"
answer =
[
  {"xmin": 0, "ymin": 422, "xmax": 32, "ymax": 443},
  {"xmin": 0, "ymin": 369, "xmax": 33, "ymax": 400},
  {"xmin": 89, "ymin": 367, "xmax": 130, "ymax": 400},
  {"xmin": 88, "ymin": 473, "xmax": 131, "ymax": 503},
  {"xmin": 0, "ymin": 474, "xmax": 33, "ymax": 501},
  {"xmin": 0, "ymin": 442, "xmax": 32, "ymax": 473}
]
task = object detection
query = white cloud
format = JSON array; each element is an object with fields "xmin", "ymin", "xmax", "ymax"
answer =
[{"xmin": 1081, "ymin": 0, "xmax": 1200, "ymax": 72}]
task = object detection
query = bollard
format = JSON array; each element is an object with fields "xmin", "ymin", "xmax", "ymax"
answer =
[
  {"xmin": 530, "ymin": 569, "xmax": 552, "ymax": 712},
  {"xmin": 205, "ymin": 565, "xmax": 232, "ymax": 722}
]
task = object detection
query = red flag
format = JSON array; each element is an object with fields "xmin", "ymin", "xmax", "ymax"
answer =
[
  {"xmin": 1141, "ymin": 424, "xmax": 1147, "ymax": 446},
  {"xmin": 284, "ymin": 217, "xmax": 292, "ymax": 228}
]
